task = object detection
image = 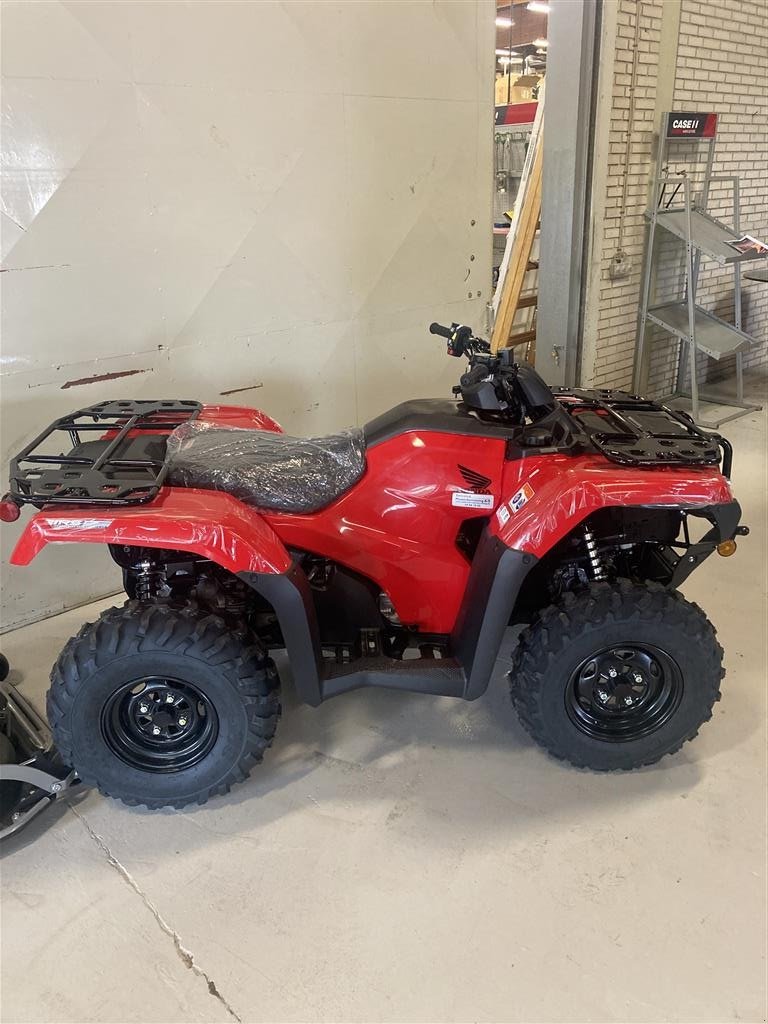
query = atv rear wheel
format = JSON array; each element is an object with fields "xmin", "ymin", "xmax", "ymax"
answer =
[
  {"xmin": 47, "ymin": 603, "xmax": 280, "ymax": 808},
  {"xmin": 509, "ymin": 581, "xmax": 723, "ymax": 770}
]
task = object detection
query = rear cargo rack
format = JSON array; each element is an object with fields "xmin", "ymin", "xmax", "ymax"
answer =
[
  {"xmin": 553, "ymin": 388, "xmax": 730, "ymax": 475},
  {"xmin": 9, "ymin": 400, "xmax": 201, "ymax": 507}
]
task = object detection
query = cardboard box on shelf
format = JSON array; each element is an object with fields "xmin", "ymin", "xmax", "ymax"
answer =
[{"xmin": 494, "ymin": 74, "xmax": 541, "ymax": 106}]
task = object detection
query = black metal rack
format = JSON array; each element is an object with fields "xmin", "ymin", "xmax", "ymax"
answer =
[
  {"xmin": 9, "ymin": 400, "xmax": 201, "ymax": 507},
  {"xmin": 553, "ymin": 388, "xmax": 729, "ymax": 475}
]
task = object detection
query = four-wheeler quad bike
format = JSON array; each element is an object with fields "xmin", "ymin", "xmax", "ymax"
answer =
[{"xmin": 0, "ymin": 322, "xmax": 748, "ymax": 810}]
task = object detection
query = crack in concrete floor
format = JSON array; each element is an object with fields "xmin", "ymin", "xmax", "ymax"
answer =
[{"xmin": 70, "ymin": 806, "xmax": 242, "ymax": 1023}]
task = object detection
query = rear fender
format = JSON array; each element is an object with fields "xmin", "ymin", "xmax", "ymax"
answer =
[
  {"xmin": 197, "ymin": 404, "xmax": 283, "ymax": 432},
  {"xmin": 9, "ymin": 488, "xmax": 291, "ymax": 575},
  {"xmin": 8, "ymin": 489, "xmax": 329, "ymax": 701}
]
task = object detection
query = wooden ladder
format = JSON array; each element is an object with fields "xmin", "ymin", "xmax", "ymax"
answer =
[
  {"xmin": 491, "ymin": 143, "xmax": 542, "ymax": 357},
  {"xmin": 491, "ymin": 85, "xmax": 544, "ymax": 359},
  {"xmin": 506, "ymin": 256, "xmax": 540, "ymax": 354}
]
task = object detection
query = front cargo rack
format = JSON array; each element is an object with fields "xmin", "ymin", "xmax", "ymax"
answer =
[
  {"xmin": 9, "ymin": 400, "xmax": 202, "ymax": 507},
  {"xmin": 552, "ymin": 388, "xmax": 731, "ymax": 476}
]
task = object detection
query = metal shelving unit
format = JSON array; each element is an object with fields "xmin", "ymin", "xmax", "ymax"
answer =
[
  {"xmin": 633, "ymin": 112, "xmax": 767, "ymax": 428},
  {"xmin": 645, "ymin": 301, "xmax": 754, "ymax": 361},
  {"xmin": 650, "ymin": 207, "xmax": 767, "ymax": 266}
]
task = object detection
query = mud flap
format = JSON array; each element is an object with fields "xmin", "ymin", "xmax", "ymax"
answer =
[
  {"xmin": 239, "ymin": 563, "xmax": 325, "ymax": 706},
  {"xmin": 451, "ymin": 535, "xmax": 537, "ymax": 700}
]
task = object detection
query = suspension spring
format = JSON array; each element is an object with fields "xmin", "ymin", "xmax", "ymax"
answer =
[
  {"xmin": 583, "ymin": 526, "xmax": 607, "ymax": 581},
  {"xmin": 131, "ymin": 558, "xmax": 164, "ymax": 601}
]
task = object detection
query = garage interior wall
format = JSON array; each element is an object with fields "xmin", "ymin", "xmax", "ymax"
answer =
[
  {"xmin": 0, "ymin": 0, "xmax": 495, "ymax": 630},
  {"xmin": 581, "ymin": 0, "xmax": 768, "ymax": 393}
]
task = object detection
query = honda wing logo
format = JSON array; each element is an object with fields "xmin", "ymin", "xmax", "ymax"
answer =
[{"xmin": 458, "ymin": 465, "xmax": 492, "ymax": 493}]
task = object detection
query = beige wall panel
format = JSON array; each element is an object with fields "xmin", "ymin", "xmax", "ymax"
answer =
[{"xmin": 1, "ymin": 0, "xmax": 494, "ymax": 629}]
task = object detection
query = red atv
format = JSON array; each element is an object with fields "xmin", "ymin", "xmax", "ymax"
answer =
[{"xmin": 2, "ymin": 322, "xmax": 745, "ymax": 809}]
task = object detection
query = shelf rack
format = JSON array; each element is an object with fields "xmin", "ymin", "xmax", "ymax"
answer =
[
  {"xmin": 633, "ymin": 112, "xmax": 767, "ymax": 428},
  {"xmin": 9, "ymin": 400, "xmax": 201, "ymax": 506}
]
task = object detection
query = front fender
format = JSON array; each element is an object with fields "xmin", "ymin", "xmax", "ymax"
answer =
[
  {"xmin": 493, "ymin": 454, "xmax": 733, "ymax": 555},
  {"xmin": 9, "ymin": 488, "xmax": 291, "ymax": 576}
]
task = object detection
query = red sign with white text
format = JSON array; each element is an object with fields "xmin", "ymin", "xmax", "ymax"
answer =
[{"xmin": 666, "ymin": 112, "xmax": 718, "ymax": 139}]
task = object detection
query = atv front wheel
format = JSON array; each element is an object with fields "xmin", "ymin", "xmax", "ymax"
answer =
[
  {"xmin": 509, "ymin": 581, "xmax": 723, "ymax": 770},
  {"xmin": 47, "ymin": 603, "xmax": 280, "ymax": 808}
]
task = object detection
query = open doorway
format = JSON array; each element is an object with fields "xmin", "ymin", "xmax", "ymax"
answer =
[
  {"xmin": 492, "ymin": 0, "xmax": 598, "ymax": 386},
  {"xmin": 495, "ymin": 0, "xmax": 548, "ymax": 104}
]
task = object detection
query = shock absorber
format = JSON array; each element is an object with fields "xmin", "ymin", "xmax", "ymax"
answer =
[
  {"xmin": 583, "ymin": 526, "xmax": 607, "ymax": 581},
  {"xmin": 128, "ymin": 557, "xmax": 165, "ymax": 601},
  {"xmin": 111, "ymin": 545, "xmax": 167, "ymax": 601}
]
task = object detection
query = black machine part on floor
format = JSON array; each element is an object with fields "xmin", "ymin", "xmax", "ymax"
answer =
[{"xmin": 0, "ymin": 670, "xmax": 78, "ymax": 841}]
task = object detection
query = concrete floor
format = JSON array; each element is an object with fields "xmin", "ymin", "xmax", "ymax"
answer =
[{"xmin": 1, "ymin": 393, "xmax": 767, "ymax": 1024}]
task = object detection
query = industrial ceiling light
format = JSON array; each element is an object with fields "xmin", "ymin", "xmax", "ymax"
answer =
[
  {"xmin": 495, "ymin": 16, "xmax": 514, "ymax": 27},
  {"xmin": 533, "ymin": 37, "xmax": 548, "ymax": 46},
  {"xmin": 527, "ymin": 2, "xmax": 550, "ymax": 13}
]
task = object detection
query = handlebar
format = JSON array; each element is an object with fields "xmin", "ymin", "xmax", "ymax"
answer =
[
  {"xmin": 460, "ymin": 363, "xmax": 491, "ymax": 387},
  {"xmin": 429, "ymin": 322, "xmax": 453, "ymax": 340},
  {"xmin": 429, "ymin": 321, "xmax": 490, "ymax": 358},
  {"xmin": 427, "ymin": 318, "xmax": 554, "ymax": 424}
]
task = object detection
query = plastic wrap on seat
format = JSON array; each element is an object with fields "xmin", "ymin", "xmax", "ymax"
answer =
[{"xmin": 166, "ymin": 420, "xmax": 366, "ymax": 513}]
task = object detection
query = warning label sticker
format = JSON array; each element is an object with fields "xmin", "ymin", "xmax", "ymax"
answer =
[
  {"xmin": 510, "ymin": 482, "xmax": 535, "ymax": 513},
  {"xmin": 496, "ymin": 502, "xmax": 510, "ymax": 527},
  {"xmin": 451, "ymin": 490, "xmax": 495, "ymax": 510}
]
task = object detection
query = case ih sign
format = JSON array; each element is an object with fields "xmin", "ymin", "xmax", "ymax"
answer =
[{"xmin": 666, "ymin": 112, "xmax": 718, "ymax": 138}]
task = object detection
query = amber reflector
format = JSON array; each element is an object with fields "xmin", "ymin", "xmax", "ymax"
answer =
[{"xmin": 716, "ymin": 539, "xmax": 737, "ymax": 557}]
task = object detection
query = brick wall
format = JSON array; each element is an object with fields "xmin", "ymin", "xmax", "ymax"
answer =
[
  {"xmin": 672, "ymin": 0, "xmax": 768, "ymax": 387},
  {"xmin": 581, "ymin": 0, "xmax": 768, "ymax": 394},
  {"xmin": 582, "ymin": 0, "xmax": 665, "ymax": 389}
]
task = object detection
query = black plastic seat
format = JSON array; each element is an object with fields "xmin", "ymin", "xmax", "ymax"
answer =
[{"xmin": 166, "ymin": 424, "xmax": 366, "ymax": 513}]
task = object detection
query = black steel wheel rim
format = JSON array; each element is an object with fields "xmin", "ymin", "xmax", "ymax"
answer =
[
  {"xmin": 101, "ymin": 677, "xmax": 218, "ymax": 772},
  {"xmin": 565, "ymin": 643, "xmax": 683, "ymax": 742}
]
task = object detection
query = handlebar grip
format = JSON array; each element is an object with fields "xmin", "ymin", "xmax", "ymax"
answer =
[
  {"xmin": 429, "ymin": 322, "xmax": 453, "ymax": 339},
  {"xmin": 460, "ymin": 363, "xmax": 489, "ymax": 387}
]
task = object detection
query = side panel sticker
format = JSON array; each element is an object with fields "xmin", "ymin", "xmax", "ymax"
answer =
[
  {"xmin": 452, "ymin": 490, "xmax": 495, "ymax": 510},
  {"xmin": 510, "ymin": 482, "xmax": 535, "ymax": 513},
  {"xmin": 496, "ymin": 502, "xmax": 510, "ymax": 527}
]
